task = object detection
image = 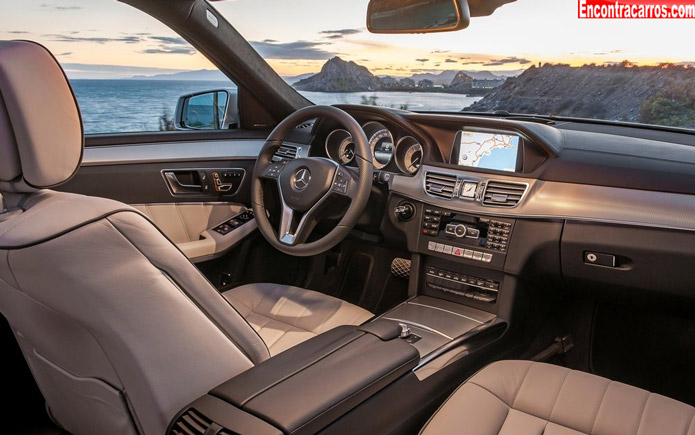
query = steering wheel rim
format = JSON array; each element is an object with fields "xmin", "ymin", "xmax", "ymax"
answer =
[{"xmin": 251, "ymin": 105, "xmax": 373, "ymax": 257}]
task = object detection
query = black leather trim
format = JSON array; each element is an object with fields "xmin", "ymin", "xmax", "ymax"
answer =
[
  {"xmin": 209, "ymin": 325, "xmax": 419, "ymax": 434},
  {"xmin": 357, "ymin": 319, "xmax": 402, "ymax": 340}
]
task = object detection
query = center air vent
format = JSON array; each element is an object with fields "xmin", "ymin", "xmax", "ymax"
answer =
[
  {"xmin": 425, "ymin": 172, "xmax": 458, "ymax": 199},
  {"xmin": 274, "ymin": 144, "xmax": 300, "ymax": 161},
  {"xmin": 169, "ymin": 409, "xmax": 214, "ymax": 435},
  {"xmin": 482, "ymin": 180, "xmax": 528, "ymax": 207}
]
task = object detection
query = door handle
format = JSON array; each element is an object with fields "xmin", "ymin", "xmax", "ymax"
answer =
[{"xmin": 163, "ymin": 171, "xmax": 203, "ymax": 194}]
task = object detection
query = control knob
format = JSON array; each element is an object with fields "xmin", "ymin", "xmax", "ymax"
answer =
[{"xmin": 446, "ymin": 223, "xmax": 467, "ymax": 238}]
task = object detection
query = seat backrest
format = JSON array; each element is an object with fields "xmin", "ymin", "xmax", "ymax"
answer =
[{"xmin": 0, "ymin": 41, "xmax": 270, "ymax": 435}]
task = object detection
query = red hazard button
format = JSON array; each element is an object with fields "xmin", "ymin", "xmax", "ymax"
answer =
[{"xmin": 454, "ymin": 249, "xmax": 463, "ymax": 257}]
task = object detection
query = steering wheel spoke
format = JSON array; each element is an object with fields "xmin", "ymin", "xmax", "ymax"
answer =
[
  {"xmin": 330, "ymin": 166, "xmax": 357, "ymax": 198},
  {"xmin": 259, "ymin": 160, "xmax": 286, "ymax": 180}
]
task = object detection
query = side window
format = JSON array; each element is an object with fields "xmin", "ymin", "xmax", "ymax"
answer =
[{"xmin": 1, "ymin": 0, "xmax": 237, "ymax": 135}]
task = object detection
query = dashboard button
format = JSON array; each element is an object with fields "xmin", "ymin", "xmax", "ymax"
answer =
[{"xmin": 473, "ymin": 251, "xmax": 483, "ymax": 261}]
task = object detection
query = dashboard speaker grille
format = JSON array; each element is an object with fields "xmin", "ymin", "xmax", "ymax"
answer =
[
  {"xmin": 482, "ymin": 180, "xmax": 528, "ymax": 207},
  {"xmin": 425, "ymin": 172, "xmax": 457, "ymax": 199}
]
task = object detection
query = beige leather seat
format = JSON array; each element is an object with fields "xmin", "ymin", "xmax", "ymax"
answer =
[
  {"xmin": 224, "ymin": 283, "xmax": 372, "ymax": 356},
  {"xmin": 0, "ymin": 40, "xmax": 371, "ymax": 435},
  {"xmin": 422, "ymin": 360, "xmax": 695, "ymax": 435}
]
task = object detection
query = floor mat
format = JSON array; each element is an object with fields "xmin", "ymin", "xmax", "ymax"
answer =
[{"xmin": 591, "ymin": 301, "xmax": 695, "ymax": 406}]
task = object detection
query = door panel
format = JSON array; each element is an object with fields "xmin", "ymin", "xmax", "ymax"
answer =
[
  {"xmin": 132, "ymin": 203, "xmax": 256, "ymax": 262},
  {"xmin": 58, "ymin": 138, "xmax": 273, "ymax": 262}
]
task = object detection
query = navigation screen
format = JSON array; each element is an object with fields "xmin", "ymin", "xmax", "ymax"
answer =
[{"xmin": 455, "ymin": 130, "xmax": 520, "ymax": 172}]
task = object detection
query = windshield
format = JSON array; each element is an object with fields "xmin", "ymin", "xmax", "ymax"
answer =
[{"xmin": 214, "ymin": 0, "xmax": 695, "ymax": 129}]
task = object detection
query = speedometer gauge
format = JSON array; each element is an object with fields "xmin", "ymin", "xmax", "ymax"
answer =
[
  {"xmin": 325, "ymin": 129, "xmax": 355, "ymax": 164},
  {"xmin": 363, "ymin": 122, "xmax": 394, "ymax": 169},
  {"xmin": 370, "ymin": 129, "xmax": 394, "ymax": 169},
  {"xmin": 395, "ymin": 136, "xmax": 423, "ymax": 174}
]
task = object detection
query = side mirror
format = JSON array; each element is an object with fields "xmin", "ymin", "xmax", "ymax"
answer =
[
  {"xmin": 367, "ymin": 0, "xmax": 470, "ymax": 34},
  {"xmin": 174, "ymin": 89, "xmax": 239, "ymax": 130}
]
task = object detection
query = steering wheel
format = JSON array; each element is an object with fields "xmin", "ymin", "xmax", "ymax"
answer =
[{"xmin": 251, "ymin": 105, "xmax": 374, "ymax": 256}]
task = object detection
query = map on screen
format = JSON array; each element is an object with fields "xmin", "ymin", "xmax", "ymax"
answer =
[{"xmin": 457, "ymin": 131, "xmax": 520, "ymax": 172}]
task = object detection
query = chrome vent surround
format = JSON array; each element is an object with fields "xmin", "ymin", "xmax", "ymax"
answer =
[
  {"xmin": 482, "ymin": 180, "xmax": 528, "ymax": 207},
  {"xmin": 425, "ymin": 172, "xmax": 458, "ymax": 199},
  {"xmin": 170, "ymin": 409, "xmax": 214, "ymax": 435},
  {"xmin": 274, "ymin": 144, "xmax": 300, "ymax": 160}
]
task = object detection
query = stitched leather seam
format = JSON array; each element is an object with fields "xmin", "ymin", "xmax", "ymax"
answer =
[
  {"xmin": 635, "ymin": 394, "xmax": 651, "ymax": 435},
  {"xmin": 589, "ymin": 380, "xmax": 611, "ymax": 434},
  {"xmin": 470, "ymin": 379, "xmax": 606, "ymax": 435},
  {"xmin": 511, "ymin": 362, "xmax": 534, "ymax": 408},
  {"xmin": 467, "ymin": 381, "xmax": 513, "ymax": 407},
  {"xmin": 244, "ymin": 309, "xmax": 322, "ymax": 334},
  {"xmin": 174, "ymin": 204, "xmax": 192, "ymax": 242},
  {"xmin": 418, "ymin": 363, "xmax": 495, "ymax": 434},
  {"xmin": 548, "ymin": 370, "xmax": 572, "ymax": 421},
  {"xmin": 0, "ymin": 196, "xmax": 72, "ymax": 237},
  {"xmin": 685, "ymin": 409, "xmax": 695, "ymax": 435}
]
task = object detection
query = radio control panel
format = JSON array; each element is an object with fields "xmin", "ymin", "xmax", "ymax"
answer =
[{"xmin": 418, "ymin": 206, "xmax": 514, "ymax": 270}]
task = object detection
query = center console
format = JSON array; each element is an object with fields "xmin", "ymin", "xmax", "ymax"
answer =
[{"xmin": 167, "ymin": 321, "xmax": 419, "ymax": 435}]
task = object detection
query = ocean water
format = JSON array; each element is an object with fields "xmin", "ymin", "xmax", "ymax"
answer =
[{"xmin": 69, "ymin": 79, "xmax": 482, "ymax": 134}]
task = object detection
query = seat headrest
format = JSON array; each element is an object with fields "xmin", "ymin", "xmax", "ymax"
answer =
[{"xmin": 0, "ymin": 41, "xmax": 83, "ymax": 193}]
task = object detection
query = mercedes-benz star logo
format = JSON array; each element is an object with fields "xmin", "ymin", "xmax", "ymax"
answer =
[{"xmin": 292, "ymin": 168, "xmax": 311, "ymax": 191}]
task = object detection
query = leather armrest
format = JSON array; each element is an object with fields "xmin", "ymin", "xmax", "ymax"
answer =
[{"xmin": 167, "ymin": 320, "xmax": 419, "ymax": 435}]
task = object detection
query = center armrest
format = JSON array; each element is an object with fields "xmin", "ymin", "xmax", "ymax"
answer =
[{"xmin": 167, "ymin": 320, "xmax": 419, "ymax": 435}]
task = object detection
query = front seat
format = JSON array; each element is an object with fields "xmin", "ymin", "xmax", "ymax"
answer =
[
  {"xmin": 422, "ymin": 360, "xmax": 695, "ymax": 435},
  {"xmin": 0, "ymin": 40, "xmax": 371, "ymax": 435}
]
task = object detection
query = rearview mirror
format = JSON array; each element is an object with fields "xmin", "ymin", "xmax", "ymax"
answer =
[
  {"xmin": 367, "ymin": 0, "xmax": 470, "ymax": 34},
  {"xmin": 174, "ymin": 89, "xmax": 239, "ymax": 130}
]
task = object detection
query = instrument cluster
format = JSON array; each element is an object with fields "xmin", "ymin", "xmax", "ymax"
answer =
[{"xmin": 324, "ymin": 121, "xmax": 423, "ymax": 175}]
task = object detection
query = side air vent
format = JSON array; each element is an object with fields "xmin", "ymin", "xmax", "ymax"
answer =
[
  {"xmin": 274, "ymin": 144, "xmax": 300, "ymax": 160},
  {"xmin": 482, "ymin": 180, "xmax": 528, "ymax": 207},
  {"xmin": 425, "ymin": 172, "xmax": 458, "ymax": 199},
  {"xmin": 170, "ymin": 409, "xmax": 213, "ymax": 435}
]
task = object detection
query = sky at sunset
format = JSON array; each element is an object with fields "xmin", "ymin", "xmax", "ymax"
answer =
[{"xmin": 1, "ymin": 0, "xmax": 694, "ymax": 79}]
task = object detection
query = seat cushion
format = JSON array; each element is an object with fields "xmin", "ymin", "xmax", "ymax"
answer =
[
  {"xmin": 421, "ymin": 360, "xmax": 695, "ymax": 435},
  {"xmin": 223, "ymin": 283, "xmax": 373, "ymax": 356}
]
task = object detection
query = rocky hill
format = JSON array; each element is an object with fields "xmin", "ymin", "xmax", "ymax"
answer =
[
  {"xmin": 294, "ymin": 57, "xmax": 381, "ymax": 92},
  {"xmin": 449, "ymin": 71, "xmax": 475, "ymax": 91},
  {"xmin": 464, "ymin": 63, "xmax": 695, "ymax": 126}
]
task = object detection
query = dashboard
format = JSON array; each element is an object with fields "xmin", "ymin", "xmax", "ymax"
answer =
[{"xmin": 304, "ymin": 104, "xmax": 695, "ymax": 312}]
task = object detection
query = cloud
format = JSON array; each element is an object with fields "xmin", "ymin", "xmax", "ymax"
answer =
[
  {"xmin": 484, "ymin": 56, "xmax": 531, "ymax": 66},
  {"xmin": 148, "ymin": 36, "xmax": 188, "ymax": 45},
  {"xmin": 8, "ymin": 31, "xmax": 29, "ymax": 34},
  {"xmin": 60, "ymin": 63, "xmax": 189, "ymax": 79},
  {"xmin": 445, "ymin": 58, "xmax": 457, "ymax": 63},
  {"xmin": 56, "ymin": 52, "xmax": 73, "ymax": 56},
  {"xmin": 593, "ymin": 49, "xmax": 623, "ymax": 56},
  {"xmin": 460, "ymin": 60, "xmax": 485, "ymax": 65},
  {"xmin": 319, "ymin": 29, "xmax": 362, "ymax": 40},
  {"xmin": 45, "ymin": 34, "xmax": 142, "ymax": 44},
  {"xmin": 250, "ymin": 40, "xmax": 333, "ymax": 60},
  {"xmin": 415, "ymin": 58, "xmax": 429, "ymax": 63},
  {"xmin": 142, "ymin": 47, "xmax": 196, "ymax": 55},
  {"xmin": 41, "ymin": 4, "xmax": 82, "ymax": 10},
  {"xmin": 431, "ymin": 50, "xmax": 450, "ymax": 54}
]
